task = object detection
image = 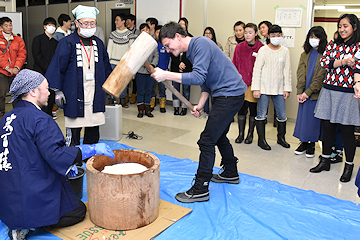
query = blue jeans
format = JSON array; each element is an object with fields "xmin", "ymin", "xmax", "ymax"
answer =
[
  {"xmin": 197, "ymin": 95, "xmax": 244, "ymax": 175},
  {"xmin": 111, "ymin": 64, "xmax": 127, "ymax": 98},
  {"xmin": 136, "ymin": 73, "xmax": 153, "ymax": 104},
  {"xmin": 172, "ymin": 82, "xmax": 190, "ymax": 101},
  {"xmin": 256, "ymin": 94, "xmax": 286, "ymax": 121},
  {"xmin": 151, "ymin": 81, "xmax": 166, "ymax": 98}
]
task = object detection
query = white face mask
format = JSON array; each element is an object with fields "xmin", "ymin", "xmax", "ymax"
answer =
[
  {"xmin": 270, "ymin": 37, "xmax": 282, "ymax": 46},
  {"xmin": 46, "ymin": 25, "xmax": 56, "ymax": 35},
  {"xmin": 79, "ymin": 27, "xmax": 96, "ymax": 38},
  {"xmin": 309, "ymin": 38, "xmax": 320, "ymax": 48}
]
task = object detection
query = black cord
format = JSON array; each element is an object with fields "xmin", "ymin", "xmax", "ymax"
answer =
[{"xmin": 123, "ymin": 131, "xmax": 143, "ymax": 140}]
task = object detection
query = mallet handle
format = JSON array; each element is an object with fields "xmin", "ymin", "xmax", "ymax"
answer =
[{"xmin": 145, "ymin": 62, "xmax": 194, "ymax": 110}]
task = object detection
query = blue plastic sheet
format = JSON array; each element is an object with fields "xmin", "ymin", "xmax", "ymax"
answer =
[{"xmin": 1, "ymin": 140, "xmax": 360, "ymax": 239}]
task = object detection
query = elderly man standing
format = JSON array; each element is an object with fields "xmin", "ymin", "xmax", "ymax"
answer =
[
  {"xmin": 151, "ymin": 22, "xmax": 247, "ymax": 203},
  {"xmin": 0, "ymin": 69, "xmax": 114, "ymax": 240},
  {"xmin": 46, "ymin": 5, "xmax": 112, "ymax": 146}
]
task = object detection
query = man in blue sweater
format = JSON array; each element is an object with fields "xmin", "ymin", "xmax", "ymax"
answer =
[{"xmin": 151, "ymin": 22, "xmax": 247, "ymax": 203}]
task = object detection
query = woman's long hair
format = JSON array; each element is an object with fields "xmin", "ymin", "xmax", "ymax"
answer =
[
  {"xmin": 334, "ymin": 13, "xmax": 360, "ymax": 46},
  {"xmin": 303, "ymin": 26, "xmax": 328, "ymax": 54},
  {"xmin": 203, "ymin": 27, "xmax": 217, "ymax": 43}
]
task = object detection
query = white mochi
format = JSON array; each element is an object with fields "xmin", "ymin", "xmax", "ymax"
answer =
[{"xmin": 101, "ymin": 163, "xmax": 148, "ymax": 175}]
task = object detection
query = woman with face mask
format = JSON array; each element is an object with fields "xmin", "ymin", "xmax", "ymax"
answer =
[
  {"xmin": 311, "ymin": 14, "xmax": 360, "ymax": 183},
  {"xmin": 293, "ymin": 26, "xmax": 327, "ymax": 158},
  {"xmin": 251, "ymin": 24, "xmax": 292, "ymax": 151}
]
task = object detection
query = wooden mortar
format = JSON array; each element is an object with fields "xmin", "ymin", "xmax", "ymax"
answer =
[{"xmin": 86, "ymin": 149, "xmax": 160, "ymax": 230}]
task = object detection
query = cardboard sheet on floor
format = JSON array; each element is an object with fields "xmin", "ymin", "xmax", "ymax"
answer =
[
  {"xmin": 1, "ymin": 141, "xmax": 360, "ymax": 239},
  {"xmin": 48, "ymin": 200, "xmax": 191, "ymax": 240}
]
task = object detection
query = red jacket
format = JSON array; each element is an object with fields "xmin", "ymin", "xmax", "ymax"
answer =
[{"xmin": 0, "ymin": 32, "xmax": 27, "ymax": 77}]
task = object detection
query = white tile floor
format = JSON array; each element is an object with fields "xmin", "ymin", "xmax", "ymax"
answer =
[{"xmin": 51, "ymin": 102, "xmax": 360, "ymax": 204}]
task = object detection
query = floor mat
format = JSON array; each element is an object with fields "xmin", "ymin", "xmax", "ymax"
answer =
[{"xmin": 1, "ymin": 140, "xmax": 360, "ymax": 239}]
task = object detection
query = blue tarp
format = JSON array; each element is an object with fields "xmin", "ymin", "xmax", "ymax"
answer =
[{"xmin": 1, "ymin": 141, "xmax": 360, "ymax": 239}]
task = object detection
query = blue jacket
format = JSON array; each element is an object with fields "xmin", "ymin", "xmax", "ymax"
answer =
[
  {"xmin": 45, "ymin": 31, "xmax": 112, "ymax": 118},
  {"xmin": 157, "ymin": 42, "xmax": 170, "ymax": 70},
  {"xmin": 182, "ymin": 36, "xmax": 247, "ymax": 97},
  {"xmin": 0, "ymin": 100, "xmax": 79, "ymax": 229}
]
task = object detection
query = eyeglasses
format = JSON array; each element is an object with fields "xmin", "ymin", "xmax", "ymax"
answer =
[
  {"xmin": 78, "ymin": 20, "xmax": 96, "ymax": 28},
  {"xmin": 163, "ymin": 40, "xmax": 175, "ymax": 52}
]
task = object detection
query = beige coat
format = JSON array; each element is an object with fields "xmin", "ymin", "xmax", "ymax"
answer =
[{"xmin": 224, "ymin": 36, "xmax": 238, "ymax": 60}]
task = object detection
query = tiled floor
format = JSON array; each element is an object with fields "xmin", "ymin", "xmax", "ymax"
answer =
[{"xmin": 50, "ymin": 102, "xmax": 360, "ymax": 204}]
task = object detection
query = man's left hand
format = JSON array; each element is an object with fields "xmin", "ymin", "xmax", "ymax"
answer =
[{"xmin": 151, "ymin": 67, "xmax": 166, "ymax": 82}]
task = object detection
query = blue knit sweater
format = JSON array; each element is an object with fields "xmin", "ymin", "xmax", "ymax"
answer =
[{"xmin": 182, "ymin": 36, "xmax": 247, "ymax": 97}]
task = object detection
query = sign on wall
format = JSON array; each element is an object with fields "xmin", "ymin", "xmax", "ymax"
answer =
[
  {"xmin": 282, "ymin": 28, "xmax": 295, "ymax": 48},
  {"xmin": 275, "ymin": 8, "xmax": 302, "ymax": 28}
]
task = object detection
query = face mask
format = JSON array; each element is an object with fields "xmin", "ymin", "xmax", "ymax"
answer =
[
  {"xmin": 79, "ymin": 27, "xmax": 96, "ymax": 38},
  {"xmin": 270, "ymin": 37, "xmax": 282, "ymax": 46},
  {"xmin": 309, "ymin": 38, "xmax": 320, "ymax": 48},
  {"xmin": 46, "ymin": 25, "xmax": 56, "ymax": 35}
]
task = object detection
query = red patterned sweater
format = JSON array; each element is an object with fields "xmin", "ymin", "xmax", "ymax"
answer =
[{"xmin": 320, "ymin": 40, "xmax": 360, "ymax": 89}]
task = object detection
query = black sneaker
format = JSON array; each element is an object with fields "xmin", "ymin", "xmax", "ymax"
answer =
[
  {"xmin": 330, "ymin": 150, "xmax": 343, "ymax": 164},
  {"xmin": 175, "ymin": 177, "xmax": 209, "ymax": 203},
  {"xmin": 294, "ymin": 142, "xmax": 308, "ymax": 155},
  {"xmin": 8, "ymin": 229, "xmax": 30, "ymax": 240},
  {"xmin": 305, "ymin": 142, "xmax": 315, "ymax": 158}
]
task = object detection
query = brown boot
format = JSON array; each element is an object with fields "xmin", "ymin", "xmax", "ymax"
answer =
[
  {"xmin": 130, "ymin": 94, "xmax": 137, "ymax": 104},
  {"xmin": 160, "ymin": 98, "xmax": 166, "ymax": 113},
  {"xmin": 137, "ymin": 104, "xmax": 144, "ymax": 118},
  {"xmin": 125, "ymin": 93, "xmax": 129, "ymax": 103},
  {"xmin": 150, "ymin": 97, "xmax": 156, "ymax": 111},
  {"xmin": 145, "ymin": 104, "xmax": 154, "ymax": 117},
  {"xmin": 120, "ymin": 98, "xmax": 129, "ymax": 108}
]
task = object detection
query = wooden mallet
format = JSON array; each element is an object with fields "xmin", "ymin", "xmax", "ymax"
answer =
[
  {"xmin": 102, "ymin": 32, "xmax": 158, "ymax": 98},
  {"xmin": 144, "ymin": 62, "xmax": 194, "ymax": 110}
]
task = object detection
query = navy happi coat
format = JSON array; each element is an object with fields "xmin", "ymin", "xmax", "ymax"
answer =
[{"xmin": 0, "ymin": 100, "xmax": 79, "ymax": 229}]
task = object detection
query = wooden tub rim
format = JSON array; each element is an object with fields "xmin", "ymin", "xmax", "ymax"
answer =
[{"xmin": 86, "ymin": 149, "xmax": 160, "ymax": 177}]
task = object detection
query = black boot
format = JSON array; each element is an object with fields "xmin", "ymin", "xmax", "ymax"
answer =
[
  {"xmin": 174, "ymin": 107, "xmax": 180, "ymax": 115},
  {"xmin": 175, "ymin": 173, "xmax": 211, "ymax": 203},
  {"xmin": 273, "ymin": 112, "xmax": 277, "ymax": 127},
  {"xmin": 244, "ymin": 116, "xmax": 255, "ymax": 144},
  {"xmin": 255, "ymin": 119, "xmax": 271, "ymax": 150},
  {"xmin": 180, "ymin": 108, "xmax": 187, "ymax": 116},
  {"xmin": 211, "ymin": 157, "xmax": 239, "ymax": 184},
  {"xmin": 277, "ymin": 120, "xmax": 290, "ymax": 148},
  {"xmin": 310, "ymin": 155, "xmax": 330, "ymax": 173},
  {"xmin": 137, "ymin": 104, "xmax": 144, "ymax": 118},
  {"xmin": 340, "ymin": 163, "xmax": 354, "ymax": 182},
  {"xmin": 145, "ymin": 104, "xmax": 154, "ymax": 117},
  {"xmin": 235, "ymin": 115, "xmax": 246, "ymax": 144}
]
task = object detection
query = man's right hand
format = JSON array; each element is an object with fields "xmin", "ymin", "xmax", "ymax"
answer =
[
  {"xmin": 55, "ymin": 90, "xmax": 66, "ymax": 109},
  {"xmin": 191, "ymin": 105, "xmax": 202, "ymax": 118}
]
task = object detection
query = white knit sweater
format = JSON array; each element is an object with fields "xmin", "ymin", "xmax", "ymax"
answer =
[
  {"xmin": 107, "ymin": 29, "xmax": 135, "ymax": 65},
  {"xmin": 251, "ymin": 45, "xmax": 292, "ymax": 95}
]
